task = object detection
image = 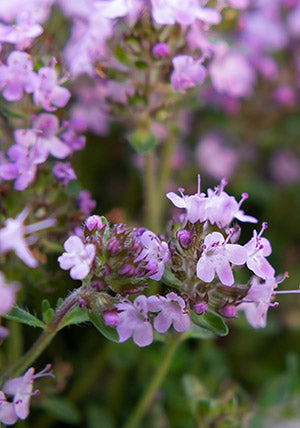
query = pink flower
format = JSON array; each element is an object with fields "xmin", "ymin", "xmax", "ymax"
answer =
[
  {"xmin": 78, "ymin": 190, "xmax": 96, "ymax": 216},
  {"xmin": 171, "ymin": 55, "xmax": 206, "ymax": 93},
  {"xmin": 0, "ymin": 208, "xmax": 56, "ymax": 268},
  {"xmin": 0, "ymin": 50, "xmax": 37, "ymax": 101},
  {"xmin": 244, "ymin": 224, "xmax": 275, "ymax": 280},
  {"xmin": 148, "ymin": 292, "xmax": 190, "ymax": 333},
  {"xmin": 197, "ymin": 232, "xmax": 247, "ymax": 286},
  {"xmin": 33, "ymin": 66, "xmax": 70, "ymax": 111},
  {"xmin": 116, "ymin": 295, "xmax": 153, "ymax": 347},
  {"xmin": 58, "ymin": 236, "xmax": 96, "ymax": 280},
  {"xmin": 166, "ymin": 176, "xmax": 207, "ymax": 224},
  {"xmin": 2, "ymin": 365, "xmax": 53, "ymax": 422}
]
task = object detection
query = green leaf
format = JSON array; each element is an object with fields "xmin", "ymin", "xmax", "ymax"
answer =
[
  {"xmin": 183, "ymin": 325, "xmax": 214, "ymax": 340},
  {"xmin": 115, "ymin": 45, "xmax": 130, "ymax": 65},
  {"xmin": 88, "ymin": 307, "xmax": 119, "ymax": 343},
  {"xmin": 127, "ymin": 129, "xmax": 159, "ymax": 154},
  {"xmin": 191, "ymin": 311, "xmax": 228, "ymax": 337},
  {"xmin": 60, "ymin": 306, "xmax": 90, "ymax": 329},
  {"xmin": 43, "ymin": 308, "xmax": 54, "ymax": 324},
  {"xmin": 3, "ymin": 306, "xmax": 45, "ymax": 329},
  {"xmin": 41, "ymin": 397, "xmax": 81, "ymax": 424}
]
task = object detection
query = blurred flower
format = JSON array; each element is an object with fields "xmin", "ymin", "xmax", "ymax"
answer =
[
  {"xmin": 78, "ymin": 190, "xmax": 96, "ymax": 215},
  {"xmin": 53, "ymin": 162, "xmax": 76, "ymax": 186},
  {"xmin": 0, "ymin": 207, "xmax": 56, "ymax": 267},
  {"xmin": 269, "ymin": 150, "xmax": 300, "ymax": 185},
  {"xmin": 196, "ymin": 133, "xmax": 238, "ymax": 179},
  {"xmin": 171, "ymin": 55, "xmax": 206, "ymax": 93},
  {"xmin": 152, "ymin": 42, "xmax": 170, "ymax": 58}
]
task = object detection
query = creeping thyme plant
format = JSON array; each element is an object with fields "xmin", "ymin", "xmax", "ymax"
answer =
[{"xmin": 1, "ymin": 1, "xmax": 300, "ymax": 427}]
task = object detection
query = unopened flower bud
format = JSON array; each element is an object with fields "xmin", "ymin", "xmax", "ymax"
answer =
[
  {"xmin": 152, "ymin": 42, "xmax": 170, "ymax": 58},
  {"xmin": 220, "ymin": 304, "xmax": 236, "ymax": 318},
  {"xmin": 85, "ymin": 215, "xmax": 103, "ymax": 232},
  {"xmin": 107, "ymin": 239, "xmax": 120, "ymax": 256},
  {"xmin": 193, "ymin": 301, "xmax": 207, "ymax": 315},
  {"xmin": 103, "ymin": 310, "xmax": 119, "ymax": 327},
  {"xmin": 118, "ymin": 264, "xmax": 135, "ymax": 277},
  {"xmin": 177, "ymin": 230, "xmax": 192, "ymax": 248}
]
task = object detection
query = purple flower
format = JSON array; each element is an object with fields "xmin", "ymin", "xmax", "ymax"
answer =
[
  {"xmin": 58, "ymin": 235, "xmax": 96, "ymax": 280},
  {"xmin": 237, "ymin": 276, "xmax": 276, "ymax": 328},
  {"xmin": 209, "ymin": 44, "xmax": 255, "ymax": 98},
  {"xmin": 15, "ymin": 113, "xmax": 72, "ymax": 162},
  {"xmin": 78, "ymin": 190, "xmax": 96, "ymax": 215},
  {"xmin": 53, "ymin": 162, "xmax": 76, "ymax": 186},
  {"xmin": 0, "ymin": 207, "xmax": 56, "ymax": 268},
  {"xmin": 206, "ymin": 183, "xmax": 257, "ymax": 227},
  {"xmin": 244, "ymin": 224, "xmax": 275, "ymax": 280},
  {"xmin": 33, "ymin": 66, "xmax": 71, "ymax": 111},
  {"xmin": 0, "ymin": 15, "xmax": 43, "ymax": 49},
  {"xmin": 171, "ymin": 55, "xmax": 206, "ymax": 92},
  {"xmin": 151, "ymin": 0, "xmax": 221, "ymax": 26},
  {"xmin": 135, "ymin": 230, "xmax": 170, "ymax": 281},
  {"xmin": 116, "ymin": 295, "xmax": 153, "ymax": 347},
  {"xmin": 0, "ymin": 272, "xmax": 19, "ymax": 315},
  {"xmin": 148, "ymin": 292, "xmax": 190, "ymax": 333},
  {"xmin": 0, "ymin": 50, "xmax": 37, "ymax": 101},
  {"xmin": 166, "ymin": 175, "xmax": 207, "ymax": 223},
  {"xmin": 197, "ymin": 232, "xmax": 247, "ymax": 286},
  {"xmin": 2, "ymin": 365, "xmax": 53, "ymax": 421}
]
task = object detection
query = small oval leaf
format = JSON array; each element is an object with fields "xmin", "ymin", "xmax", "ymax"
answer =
[
  {"xmin": 88, "ymin": 308, "xmax": 119, "ymax": 343},
  {"xmin": 191, "ymin": 311, "xmax": 228, "ymax": 337},
  {"xmin": 3, "ymin": 306, "xmax": 45, "ymax": 329}
]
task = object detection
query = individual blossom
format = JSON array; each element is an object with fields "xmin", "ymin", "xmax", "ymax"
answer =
[
  {"xmin": 78, "ymin": 190, "xmax": 96, "ymax": 216},
  {"xmin": 32, "ymin": 65, "xmax": 71, "ymax": 111},
  {"xmin": 209, "ymin": 43, "xmax": 255, "ymax": 98},
  {"xmin": 0, "ymin": 50, "xmax": 37, "ymax": 101},
  {"xmin": 14, "ymin": 113, "xmax": 72, "ymax": 163},
  {"xmin": 244, "ymin": 223, "xmax": 275, "ymax": 280},
  {"xmin": 0, "ymin": 14, "xmax": 43, "ymax": 49},
  {"xmin": 116, "ymin": 295, "xmax": 153, "ymax": 347},
  {"xmin": 58, "ymin": 235, "xmax": 96, "ymax": 280},
  {"xmin": 171, "ymin": 55, "xmax": 206, "ymax": 93},
  {"xmin": 196, "ymin": 133, "xmax": 238, "ymax": 180},
  {"xmin": 0, "ymin": 207, "xmax": 56, "ymax": 268},
  {"xmin": 0, "ymin": 272, "xmax": 19, "ymax": 315},
  {"xmin": 135, "ymin": 230, "xmax": 170, "ymax": 281},
  {"xmin": 0, "ymin": 144, "xmax": 40, "ymax": 191},
  {"xmin": 2, "ymin": 365, "xmax": 53, "ymax": 422},
  {"xmin": 196, "ymin": 231, "xmax": 247, "ymax": 286},
  {"xmin": 166, "ymin": 175, "xmax": 207, "ymax": 224},
  {"xmin": 53, "ymin": 162, "xmax": 76, "ymax": 186},
  {"xmin": 148, "ymin": 292, "xmax": 190, "ymax": 333},
  {"xmin": 205, "ymin": 179, "xmax": 257, "ymax": 227},
  {"xmin": 85, "ymin": 215, "xmax": 103, "ymax": 232}
]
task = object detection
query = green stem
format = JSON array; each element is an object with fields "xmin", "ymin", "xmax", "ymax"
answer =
[
  {"xmin": 158, "ymin": 133, "xmax": 177, "ymax": 199},
  {"xmin": 123, "ymin": 333, "xmax": 183, "ymax": 428},
  {"xmin": 4, "ymin": 288, "xmax": 82, "ymax": 379},
  {"xmin": 143, "ymin": 151, "xmax": 160, "ymax": 232}
]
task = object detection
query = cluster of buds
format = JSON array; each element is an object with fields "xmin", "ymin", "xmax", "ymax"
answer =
[{"xmin": 58, "ymin": 215, "xmax": 170, "ymax": 294}]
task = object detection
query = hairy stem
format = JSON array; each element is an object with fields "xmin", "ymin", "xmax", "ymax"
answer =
[{"xmin": 123, "ymin": 333, "xmax": 183, "ymax": 428}]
